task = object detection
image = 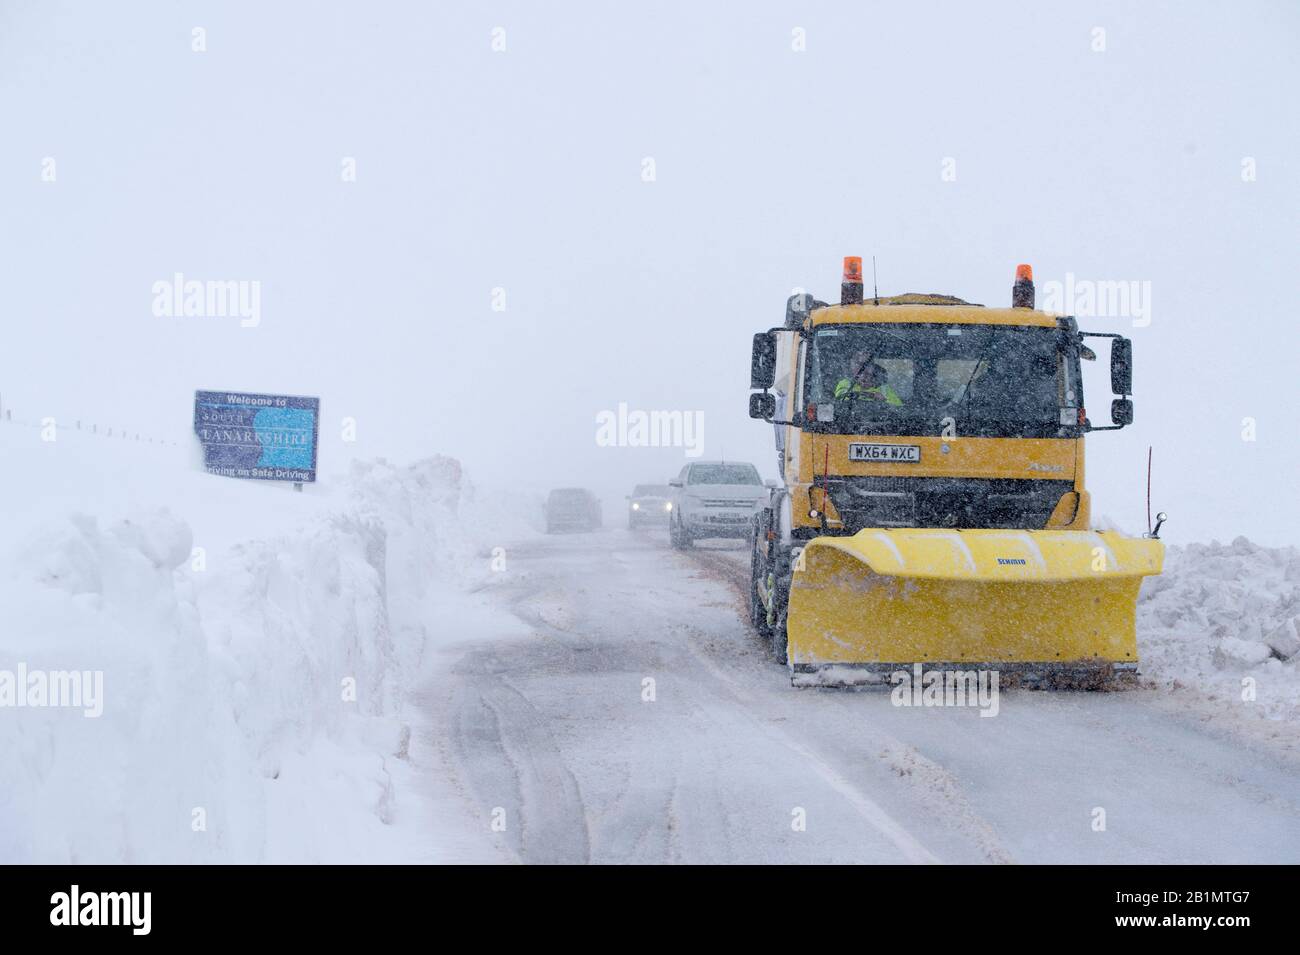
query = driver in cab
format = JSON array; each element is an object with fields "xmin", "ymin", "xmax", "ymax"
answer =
[{"xmin": 833, "ymin": 351, "xmax": 903, "ymax": 407}]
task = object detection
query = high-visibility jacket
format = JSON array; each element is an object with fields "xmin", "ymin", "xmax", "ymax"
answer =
[{"xmin": 833, "ymin": 378, "xmax": 903, "ymax": 406}]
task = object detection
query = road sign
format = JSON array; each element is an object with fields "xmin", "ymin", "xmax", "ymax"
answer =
[{"xmin": 193, "ymin": 390, "xmax": 319, "ymax": 483}]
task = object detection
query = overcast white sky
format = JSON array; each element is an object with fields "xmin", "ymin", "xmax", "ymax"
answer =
[{"xmin": 1, "ymin": 1, "xmax": 1296, "ymax": 544}]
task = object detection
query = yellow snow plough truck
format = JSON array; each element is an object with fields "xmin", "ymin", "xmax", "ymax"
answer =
[{"xmin": 747, "ymin": 258, "xmax": 1165, "ymax": 687}]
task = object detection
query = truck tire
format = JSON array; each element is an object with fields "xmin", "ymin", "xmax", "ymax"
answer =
[
  {"xmin": 760, "ymin": 495, "xmax": 792, "ymax": 665},
  {"xmin": 770, "ymin": 605, "xmax": 789, "ymax": 665},
  {"xmin": 749, "ymin": 520, "xmax": 771, "ymax": 636},
  {"xmin": 767, "ymin": 543, "xmax": 791, "ymax": 664}
]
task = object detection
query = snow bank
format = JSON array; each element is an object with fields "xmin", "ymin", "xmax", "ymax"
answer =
[
  {"xmin": 0, "ymin": 436, "xmax": 520, "ymax": 862},
  {"xmin": 1138, "ymin": 537, "xmax": 1300, "ymax": 723}
]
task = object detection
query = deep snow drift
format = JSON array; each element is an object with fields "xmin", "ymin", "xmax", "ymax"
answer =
[
  {"xmin": 0, "ymin": 419, "xmax": 538, "ymax": 862},
  {"xmin": 1138, "ymin": 538, "xmax": 1300, "ymax": 724}
]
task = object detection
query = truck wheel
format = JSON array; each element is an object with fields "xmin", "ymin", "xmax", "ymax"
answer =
[
  {"xmin": 749, "ymin": 526, "xmax": 771, "ymax": 636},
  {"xmin": 770, "ymin": 607, "xmax": 789, "ymax": 665},
  {"xmin": 767, "ymin": 536, "xmax": 791, "ymax": 665}
]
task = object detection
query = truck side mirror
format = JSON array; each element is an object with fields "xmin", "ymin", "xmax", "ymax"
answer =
[
  {"xmin": 751, "ymin": 333, "xmax": 777, "ymax": 390},
  {"xmin": 1111, "ymin": 338, "xmax": 1132, "ymax": 395},
  {"xmin": 749, "ymin": 392, "xmax": 776, "ymax": 420},
  {"xmin": 1111, "ymin": 397, "xmax": 1133, "ymax": 426}
]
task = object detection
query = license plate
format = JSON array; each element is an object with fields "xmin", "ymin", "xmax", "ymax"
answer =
[{"xmin": 849, "ymin": 443, "xmax": 921, "ymax": 462}]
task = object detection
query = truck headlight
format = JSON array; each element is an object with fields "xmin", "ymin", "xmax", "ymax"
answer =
[{"xmin": 665, "ymin": 502, "xmax": 672, "ymax": 511}]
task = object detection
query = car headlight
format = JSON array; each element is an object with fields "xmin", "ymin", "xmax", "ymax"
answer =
[
  {"xmin": 632, "ymin": 502, "xmax": 640, "ymax": 510},
  {"xmin": 665, "ymin": 502, "xmax": 672, "ymax": 511}
]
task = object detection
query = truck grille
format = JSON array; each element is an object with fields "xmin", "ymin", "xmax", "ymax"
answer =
[{"xmin": 821, "ymin": 476, "xmax": 1072, "ymax": 531}]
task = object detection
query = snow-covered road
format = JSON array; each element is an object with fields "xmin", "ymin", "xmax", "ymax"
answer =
[{"xmin": 424, "ymin": 528, "xmax": 1300, "ymax": 864}]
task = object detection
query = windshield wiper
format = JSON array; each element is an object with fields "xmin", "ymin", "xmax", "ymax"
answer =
[{"xmin": 960, "ymin": 349, "xmax": 991, "ymax": 422}]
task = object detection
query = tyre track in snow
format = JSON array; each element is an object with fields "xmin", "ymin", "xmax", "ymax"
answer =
[
  {"xmin": 484, "ymin": 546, "xmax": 776, "ymax": 863},
  {"xmin": 602, "ymin": 540, "xmax": 942, "ymax": 862},
  {"xmin": 665, "ymin": 610, "xmax": 941, "ymax": 863},
  {"xmin": 679, "ymin": 541, "xmax": 1011, "ymax": 863},
  {"xmin": 438, "ymin": 532, "xmax": 948, "ymax": 863},
  {"xmin": 449, "ymin": 550, "xmax": 679, "ymax": 864},
  {"xmin": 505, "ymin": 576, "xmax": 683, "ymax": 864},
  {"xmin": 449, "ymin": 664, "xmax": 592, "ymax": 864}
]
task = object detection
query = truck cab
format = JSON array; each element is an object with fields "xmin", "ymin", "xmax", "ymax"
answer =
[{"xmin": 750, "ymin": 267, "xmax": 1134, "ymax": 542}]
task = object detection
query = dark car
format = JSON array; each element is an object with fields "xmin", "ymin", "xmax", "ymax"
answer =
[
  {"xmin": 626, "ymin": 484, "xmax": 672, "ymax": 528},
  {"xmin": 546, "ymin": 488, "xmax": 602, "ymax": 533}
]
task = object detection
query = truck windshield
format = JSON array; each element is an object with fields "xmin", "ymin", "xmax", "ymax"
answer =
[{"xmin": 803, "ymin": 323, "xmax": 1078, "ymax": 438}]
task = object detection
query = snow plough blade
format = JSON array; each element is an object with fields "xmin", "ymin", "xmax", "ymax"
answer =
[{"xmin": 786, "ymin": 529, "xmax": 1163, "ymax": 687}]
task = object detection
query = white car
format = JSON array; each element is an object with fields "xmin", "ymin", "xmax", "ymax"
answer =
[{"xmin": 667, "ymin": 461, "xmax": 770, "ymax": 549}]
